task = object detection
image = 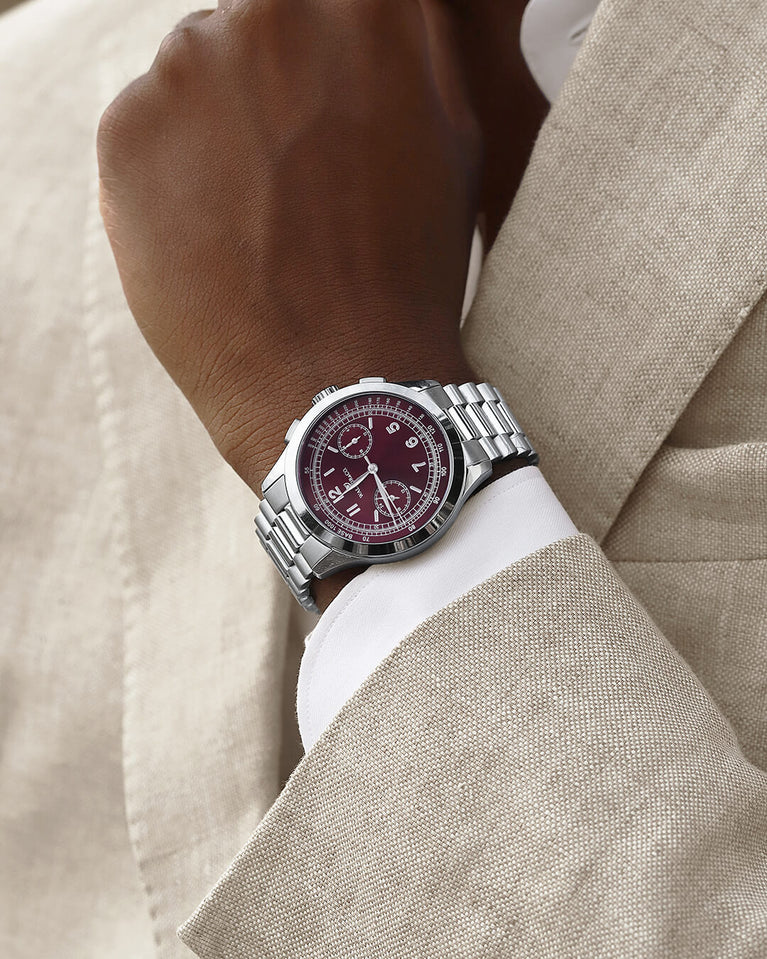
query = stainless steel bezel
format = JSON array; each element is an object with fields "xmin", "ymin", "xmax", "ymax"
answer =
[{"xmin": 283, "ymin": 381, "xmax": 467, "ymax": 566}]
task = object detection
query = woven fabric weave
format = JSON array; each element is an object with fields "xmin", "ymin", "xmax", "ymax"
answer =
[{"xmin": 181, "ymin": 535, "xmax": 767, "ymax": 958}]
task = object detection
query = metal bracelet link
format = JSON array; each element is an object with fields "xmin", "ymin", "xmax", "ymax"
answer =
[
  {"xmin": 441, "ymin": 382, "xmax": 538, "ymax": 466},
  {"xmin": 254, "ymin": 498, "xmax": 319, "ymax": 613}
]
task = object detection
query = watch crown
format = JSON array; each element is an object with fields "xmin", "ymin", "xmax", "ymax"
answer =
[
  {"xmin": 359, "ymin": 376, "xmax": 386, "ymax": 383},
  {"xmin": 311, "ymin": 386, "xmax": 339, "ymax": 405},
  {"xmin": 284, "ymin": 418, "xmax": 301, "ymax": 444}
]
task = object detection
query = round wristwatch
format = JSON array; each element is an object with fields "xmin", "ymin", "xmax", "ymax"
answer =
[{"xmin": 254, "ymin": 377, "xmax": 537, "ymax": 613}]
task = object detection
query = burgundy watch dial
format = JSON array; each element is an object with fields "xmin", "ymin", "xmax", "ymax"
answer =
[{"xmin": 297, "ymin": 392, "xmax": 454, "ymax": 545}]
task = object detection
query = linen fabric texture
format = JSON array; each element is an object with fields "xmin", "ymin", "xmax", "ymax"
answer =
[
  {"xmin": 0, "ymin": 0, "xmax": 765, "ymax": 956},
  {"xmin": 297, "ymin": 466, "xmax": 577, "ymax": 752}
]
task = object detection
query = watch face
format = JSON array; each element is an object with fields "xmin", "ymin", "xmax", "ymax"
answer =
[{"xmin": 297, "ymin": 391, "xmax": 455, "ymax": 546}]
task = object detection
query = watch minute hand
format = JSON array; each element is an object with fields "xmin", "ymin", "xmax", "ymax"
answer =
[
  {"xmin": 363, "ymin": 454, "xmax": 399, "ymax": 516},
  {"xmin": 369, "ymin": 467, "xmax": 403, "ymax": 520}
]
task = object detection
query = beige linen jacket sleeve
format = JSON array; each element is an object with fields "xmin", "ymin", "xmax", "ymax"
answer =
[
  {"xmin": 178, "ymin": 0, "xmax": 767, "ymax": 956},
  {"xmin": 1, "ymin": 0, "xmax": 765, "ymax": 955}
]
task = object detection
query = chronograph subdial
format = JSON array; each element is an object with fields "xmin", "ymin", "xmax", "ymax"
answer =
[
  {"xmin": 337, "ymin": 423, "xmax": 372, "ymax": 459},
  {"xmin": 373, "ymin": 479, "xmax": 411, "ymax": 518}
]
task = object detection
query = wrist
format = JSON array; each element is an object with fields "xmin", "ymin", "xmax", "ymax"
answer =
[
  {"xmin": 216, "ymin": 336, "xmax": 529, "ymax": 617},
  {"xmin": 215, "ymin": 338, "xmax": 477, "ymax": 496}
]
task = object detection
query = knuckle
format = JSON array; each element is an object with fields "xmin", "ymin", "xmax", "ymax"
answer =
[
  {"xmin": 151, "ymin": 25, "xmax": 202, "ymax": 83},
  {"xmin": 96, "ymin": 99, "xmax": 123, "ymax": 155},
  {"xmin": 96, "ymin": 80, "xmax": 146, "ymax": 168},
  {"xmin": 97, "ymin": 19, "xmax": 211, "ymax": 173}
]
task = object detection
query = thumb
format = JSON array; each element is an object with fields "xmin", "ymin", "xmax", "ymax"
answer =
[{"xmin": 418, "ymin": 0, "xmax": 480, "ymax": 144}]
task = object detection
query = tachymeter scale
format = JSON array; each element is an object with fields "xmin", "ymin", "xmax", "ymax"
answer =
[{"xmin": 296, "ymin": 394, "xmax": 453, "ymax": 544}]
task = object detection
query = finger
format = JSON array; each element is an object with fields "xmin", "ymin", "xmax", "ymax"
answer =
[{"xmin": 418, "ymin": 0, "xmax": 478, "ymax": 138}]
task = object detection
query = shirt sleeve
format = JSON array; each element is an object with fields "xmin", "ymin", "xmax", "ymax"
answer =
[{"xmin": 297, "ymin": 465, "xmax": 577, "ymax": 752}]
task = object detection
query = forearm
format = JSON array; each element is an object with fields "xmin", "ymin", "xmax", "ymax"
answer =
[{"xmin": 95, "ymin": 0, "xmax": 503, "ymax": 614}]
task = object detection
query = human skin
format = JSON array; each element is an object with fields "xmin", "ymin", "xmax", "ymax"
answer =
[
  {"xmin": 97, "ymin": 0, "xmax": 543, "ymax": 612},
  {"xmin": 452, "ymin": 0, "xmax": 551, "ymax": 243}
]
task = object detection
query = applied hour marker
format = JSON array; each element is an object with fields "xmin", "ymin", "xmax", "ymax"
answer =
[
  {"xmin": 328, "ymin": 446, "xmax": 339, "ymax": 453},
  {"xmin": 368, "ymin": 417, "xmax": 373, "ymax": 428},
  {"xmin": 323, "ymin": 467, "xmax": 335, "ymax": 477},
  {"xmin": 411, "ymin": 461, "xmax": 426, "ymax": 473},
  {"xmin": 346, "ymin": 503, "xmax": 361, "ymax": 516},
  {"xmin": 409, "ymin": 485, "xmax": 422, "ymax": 493},
  {"xmin": 374, "ymin": 509, "xmax": 379, "ymax": 523}
]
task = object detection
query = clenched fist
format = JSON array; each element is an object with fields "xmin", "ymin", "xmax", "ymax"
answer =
[{"xmin": 97, "ymin": 0, "xmax": 482, "ymax": 502}]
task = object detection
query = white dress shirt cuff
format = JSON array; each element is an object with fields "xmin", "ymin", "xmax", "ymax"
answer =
[{"xmin": 297, "ymin": 466, "xmax": 577, "ymax": 752}]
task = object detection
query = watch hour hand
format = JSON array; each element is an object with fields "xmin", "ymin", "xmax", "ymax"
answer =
[
  {"xmin": 370, "ymin": 469, "xmax": 402, "ymax": 520},
  {"xmin": 332, "ymin": 468, "xmax": 370, "ymax": 501}
]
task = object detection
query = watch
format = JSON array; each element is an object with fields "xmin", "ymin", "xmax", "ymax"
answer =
[{"xmin": 254, "ymin": 377, "xmax": 538, "ymax": 614}]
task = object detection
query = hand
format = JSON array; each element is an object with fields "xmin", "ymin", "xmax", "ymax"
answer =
[
  {"xmin": 339, "ymin": 436, "xmax": 362, "ymax": 453},
  {"xmin": 97, "ymin": 0, "xmax": 481, "ymax": 502}
]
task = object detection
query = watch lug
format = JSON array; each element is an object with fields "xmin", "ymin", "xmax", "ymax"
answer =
[
  {"xmin": 261, "ymin": 456, "xmax": 288, "ymax": 502},
  {"xmin": 463, "ymin": 458, "xmax": 493, "ymax": 498},
  {"xmin": 461, "ymin": 438, "xmax": 491, "ymax": 468},
  {"xmin": 297, "ymin": 535, "xmax": 332, "ymax": 575},
  {"xmin": 419, "ymin": 384, "xmax": 451, "ymax": 408},
  {"xmin": 396, "ymin": 379, "xmax": 442, "ymax": 393},
  {"xmin": 301, "ymin": 537, "xmax": 357, "ymax": 579}
]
